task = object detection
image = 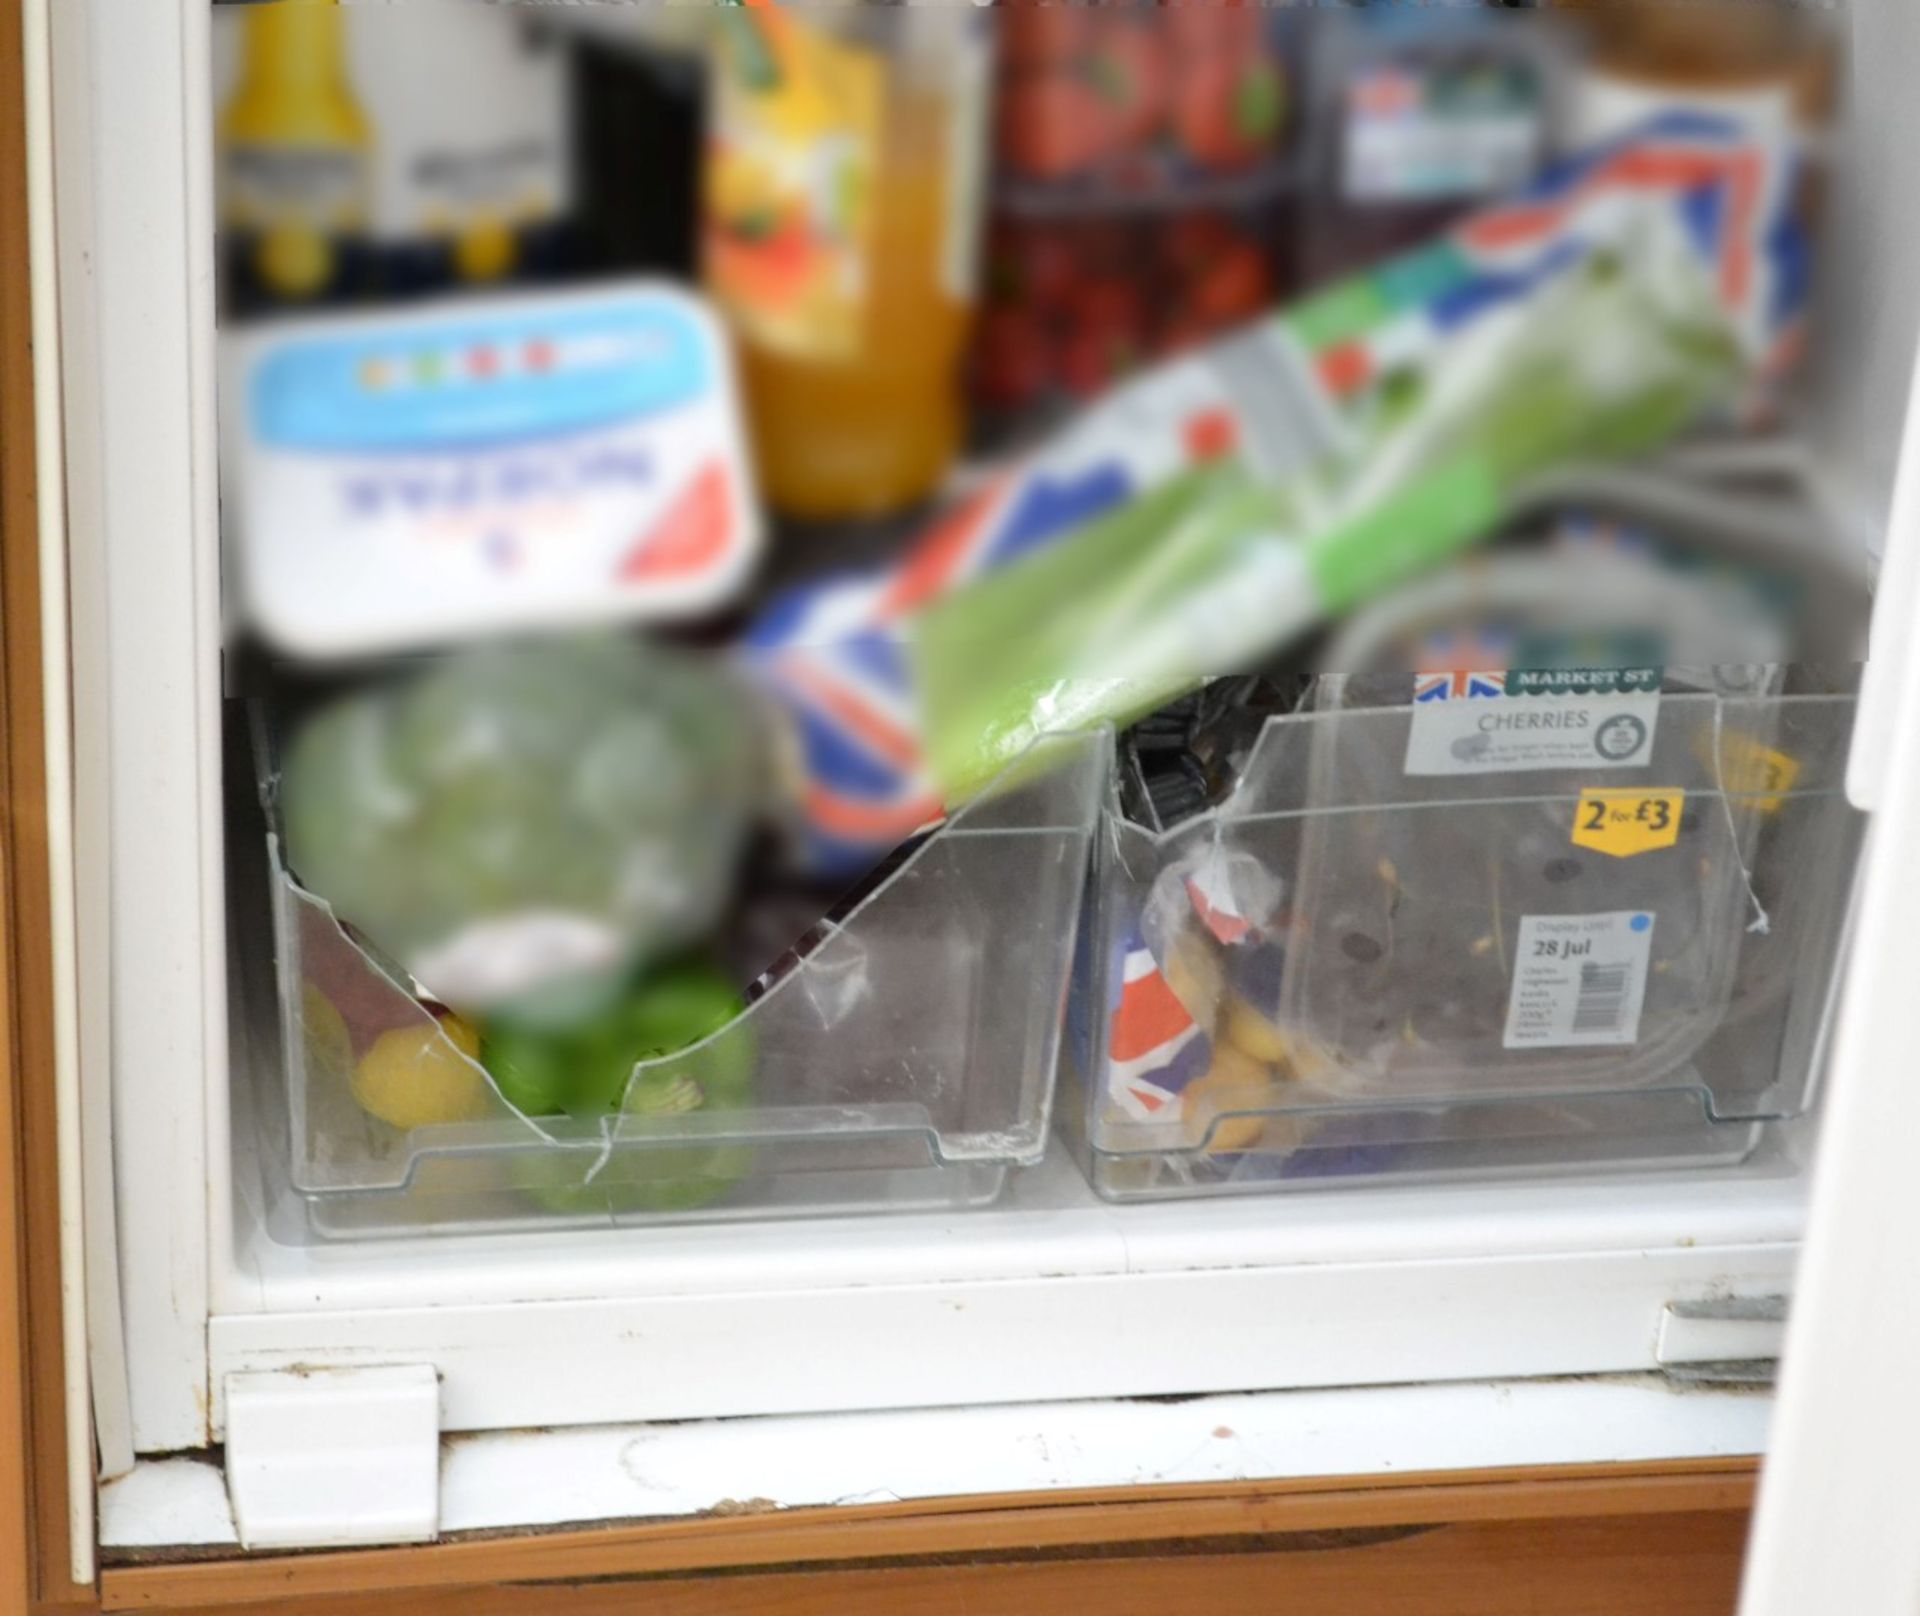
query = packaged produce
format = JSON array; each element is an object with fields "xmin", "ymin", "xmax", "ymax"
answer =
[
  {"xmin": 276, "ymin": 636, "xmax": 763, "ymax": 1027},
  {"xmin": 222, "ymin": 282, "xmax": 760, "ymax": 656},
  {"xmin": 1074, "ymin": 691, "xmax": 1863, "ymax": 1198},
  {"xmin": 264, "ymin": 723, "xmax": 1108, "ymax": 1236},
  {"xmin": 703, "ymin": 0, "xmax": 992, "ymax": 521},
  {"xmin": 977, "ymin": 4, "xmax": 1295, "ymax": 436},
  {"xmin": 747, "ymin": 113, "xmax": 1808, "ymax": 873},
  {"xmin": 1548, "ymin": 0, "xmax": 1835, "ymax": 153},
  {"xmin": 1295, "ymin": 5, "xmax": 1565, "ymax": 289},
  {"xmin": 995, "ymin": 0, "xmax": 1289, "ymax": 192},
  {"xmin": 975, "ymin": 209, "xmax": 1285, "ymax": 434}
]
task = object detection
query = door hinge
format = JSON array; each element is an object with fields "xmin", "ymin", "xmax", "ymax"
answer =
[
  {"xmin": 224, "ymin": 1364, "xmax": 440, "ymax": 1550},
  {"xmin": 1656, "ymin": 1296, "xmax": 1788, "ymax": 1387}
]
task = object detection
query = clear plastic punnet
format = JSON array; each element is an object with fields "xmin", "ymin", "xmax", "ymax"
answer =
[
  {"xmin": 252, "ymin": 729, "xmax": 1109, "ymax": 1240},
  {"xmin": 1068, "ymin": 693, "xmax": 1862, "ymax": 1199}
]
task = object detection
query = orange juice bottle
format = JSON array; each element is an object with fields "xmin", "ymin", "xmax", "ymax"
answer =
[{"xmin": 704, "ymin": 3, "xmax": 989, "ymax": 523}]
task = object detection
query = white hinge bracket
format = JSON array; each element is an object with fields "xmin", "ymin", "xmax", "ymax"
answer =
[
  {"xmin": 224, "ymin": 1364, "xmax": 440, "ymax": 1550},
  {"xmin": 1656, "ymin": 1296, "xmax": 1788, "ymax": 1387}
]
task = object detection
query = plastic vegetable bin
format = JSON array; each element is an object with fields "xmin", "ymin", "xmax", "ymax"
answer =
[
  {"xmin": 1067, "ymin": 692, "xmax": 1861, "ymax": 1199},
  {"xmin": 250, "ymin": 728, "xmax": 1109, "ymax": 1240}
]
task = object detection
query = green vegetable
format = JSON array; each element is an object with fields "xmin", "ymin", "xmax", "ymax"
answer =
[
  {"xmin": 480, "ymin": 962, "xmax": 757, "ymax": 1216},
  {"xmin": 911, "ymin": 188, "xmax": 1752, "ymax": 799},
  {"xmin": 281, "ymin": 637, "xmax": 761, "ymax": 1027}
]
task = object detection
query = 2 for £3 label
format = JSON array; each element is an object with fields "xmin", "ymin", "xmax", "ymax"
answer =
[{"xmin": 1571, "ymin": 788, "xmax": 1685, "ymax": 859}]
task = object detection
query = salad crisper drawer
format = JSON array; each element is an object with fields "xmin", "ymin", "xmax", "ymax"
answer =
[
  {"xmin": 1070, "ymin": 692, "xmax": 1862, "ymax": 1200},
  {"xmin": 253, "ymin": 730, "xmax": 1109, "ymax": 1242}
]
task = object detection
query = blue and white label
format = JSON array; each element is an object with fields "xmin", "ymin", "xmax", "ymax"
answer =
[
  {"xmin": 224, "ymin": 283, "xmax": 758, "ymax": 657},
  {"xmin": 1404, "ymin": 672, "xmax": 1660, "ymax": 776}
]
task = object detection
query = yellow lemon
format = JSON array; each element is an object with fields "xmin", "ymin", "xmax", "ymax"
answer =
[
  {"xmin": 351, "ymin": 1016, "xmax": 490, "ymax": 1131},
  {"xmin": 302, "ymin": 983, "xmax": 355, "ymax": 1093}
]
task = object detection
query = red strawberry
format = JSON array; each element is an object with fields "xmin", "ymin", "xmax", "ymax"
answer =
[
  {"xmin": 1189, "ymin": 238, "xmax": 1273, "ymax": 330},
  {"xmin": 1002, "ymin": 3, "xmax": 1095, "ymax": 74},
  {"xmin": 998, "ymin": 72, "xmax": 1122, "ymax": 182},
  {"xmin": 1084, "ymin": 19, "xmax": 1170, "ymax": 152},
  {"xmin": 1165, "ymin": 0, "xmax": 1265, "ymax": 67},
  {"xmin": 1174, "ymin": 52, "xmax": 1287, "ymax": 172},
  {"xmin": 1163, "ymin": 211, "xmax": 1239, "ymax": 277},
  {"xmin": 971, "ymin": 306, "xmax": 1053, "ymax": 412},
  {"xmin": 1060, "ymin": 278, "xmax": 1149, "ymax": 398},
  {"xmin": 1077, "ymin": 274, "xmax": 1146, "ymax": 340},
  {"xmin": 1015, "ymin": 224, "xmax": 1086, "ymax": 313},
  {"xmin": 1152, "ymin": 315, "xmax": 1214, "ymax": 360},
  {"xmin": 1059, "ymin": 321, "xmax": 1130, "ymax": 400}
]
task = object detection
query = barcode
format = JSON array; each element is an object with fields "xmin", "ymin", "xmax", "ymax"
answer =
[{"xmin": 1571, "ymin": 962, "xmax": 1632, "ymax": 1035}]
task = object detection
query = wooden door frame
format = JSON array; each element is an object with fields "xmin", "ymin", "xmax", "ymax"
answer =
[
  {"xmin": 99, "ymin": 1504, "xmax": 1759, "ymax": 1616},
  {"xmin": 1, "ymin": 0, "xmax": 88, "ymax": 1607}
]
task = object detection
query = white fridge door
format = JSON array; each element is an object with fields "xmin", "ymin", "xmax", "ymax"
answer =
[{"xmin": 1739, "ymin": 376, "xmax": 1920, "ymax": 1610}]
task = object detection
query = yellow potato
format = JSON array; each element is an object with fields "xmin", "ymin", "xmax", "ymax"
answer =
[
  {"xmin": 1162, "ymin": 932, "xmax": 1226, "ymax": 1032},
  {"xmin": 350, "ymin": 1015, "xmax": 490, "ymax": 1132},
  {"xmin": 1222, "ymin": 996, "xmax": 1293, "ymax": 1066},
  {"xmin": 1182, "ymin": 1043, "xmax": 1281, "ymax": 1155}
]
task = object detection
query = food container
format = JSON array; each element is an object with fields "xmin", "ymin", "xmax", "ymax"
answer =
[
  {"xmin": 244, "ymin": 727, "xmax": 1109, "ymax": 1241},
  {"xmin": 1293, "ymin": 5, "xmax": 1568, "ymax": 290},
  {"xmin": 973, "ymin": 3, "xmax": 1298, "ymax": 438},
  {"xmin": 703, "ymin": 2, "xmax": 993, "ymax": 521},
  {"xmin": 1067, "ymin": 691, "xmax": 1861, "ymax": 1199}
]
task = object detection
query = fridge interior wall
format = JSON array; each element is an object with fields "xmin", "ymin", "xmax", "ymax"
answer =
[{"xmin": 69, "ymin": 0, "xmax": 1920, "ymax": 1456}]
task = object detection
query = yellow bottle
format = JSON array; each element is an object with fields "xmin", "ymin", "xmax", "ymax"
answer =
[
  {"xmin": 704, "ymin": 3, "xmax": 988, "ymax": 523},
  {"xmin": 220, "ymin": 0, "xmax": 372, "ymax": 307}
]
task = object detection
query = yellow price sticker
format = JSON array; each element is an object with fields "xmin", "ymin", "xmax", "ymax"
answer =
[
  {"xmin": 1716, "ymin": 733, "xmax": 1801, "ymax": 815},
  {"xmin": 1572, "ymin": 788, "xmax": 1685, "ymax": 859}
]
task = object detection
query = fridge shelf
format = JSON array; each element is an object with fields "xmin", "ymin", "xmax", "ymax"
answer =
[
  {"xmin": 1070, "ymin": 692, "xmax": 1863, "ymax": 1201},
  {"xmin": 256, "ymin": 729, "xmax": 1110, "ymax": 1242}
]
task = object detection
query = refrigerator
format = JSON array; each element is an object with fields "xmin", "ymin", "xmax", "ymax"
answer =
[{"xmin": 17, "ymin": 0, "xmax": 1920, "ymax": 1604}]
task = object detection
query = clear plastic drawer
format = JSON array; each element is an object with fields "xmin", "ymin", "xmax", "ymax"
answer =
[{"xmin": 1070, "ymin": 693, "xmax": 1861, "ymax": 1199}]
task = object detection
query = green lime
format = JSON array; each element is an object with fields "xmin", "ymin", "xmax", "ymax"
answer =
[{"xmin": 480, "ymin": 963, "xmax": 757, "ymax": 1216}]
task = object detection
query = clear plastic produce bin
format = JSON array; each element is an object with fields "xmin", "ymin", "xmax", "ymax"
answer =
[
  {"xmin": 251, "ymin": 729, "xmax": 1110, "ymax": 1241},
  {"xmin": 1068, "ymin": 693, "xmax": 1862, "ymax": 1199}
]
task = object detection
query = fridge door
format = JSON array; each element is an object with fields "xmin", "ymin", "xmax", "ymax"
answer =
[
  {"xmin": 1738, "ymin": 373, "xmax": 1920, "ymax": 1616},
  {"xmin": 1737, "ymin": 0, "xmax": 1920, "ymax": 1603}
]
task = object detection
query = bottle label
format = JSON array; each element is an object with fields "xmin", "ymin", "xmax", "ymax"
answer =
[
  {"xmin": 704, "ymin": 8, "xmax": 883, "ymax": 360},
  {"xmin": 225, "ymin": 144, "xmax": 368, "ymax": 232},
  {"xmin": 346, "ymin": 6, "xmax": 572, "ymax": 254},
  {"xmin": 224, "ymin": 144, "xmax": 371, "ymax": 301}
]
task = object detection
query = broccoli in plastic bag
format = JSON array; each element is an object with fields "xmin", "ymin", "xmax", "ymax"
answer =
[{"xmin": 281, "ymin": 636, "xmax": 763, "ymax": 1028}]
